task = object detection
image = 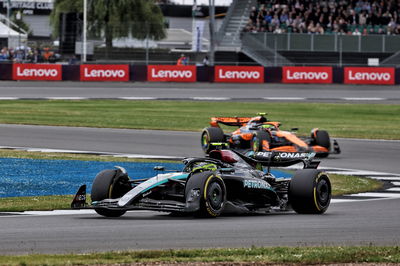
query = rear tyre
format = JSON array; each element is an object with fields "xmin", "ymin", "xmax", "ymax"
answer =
[
  {"xmin": 251, "ymin": 131, "xmax": 271, "ymax": 152},
  {"xmin": 201, "ymin": 127, "xmax": 225, "ymax": 154},
  {"xmin": 289, "ymin": 169, "xmax": 331, "ymax": 214},
  {"xmin": 91, "ymin": 169, "xmax": 130, "ymax": 217},
  {"xmin": 197, "ymin": 173, "xmax": 226, "ymax": 217}
]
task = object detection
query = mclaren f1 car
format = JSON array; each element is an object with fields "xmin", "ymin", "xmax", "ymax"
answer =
[
  {"xmin": 201, "ymin": 113, "xmax": 340, "ymax": 158},
  {"xmin": 71, "ymin": 149, "xmax": 331, "ymax": 218}
]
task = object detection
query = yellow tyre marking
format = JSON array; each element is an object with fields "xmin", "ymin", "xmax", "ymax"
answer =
[{"xmin": 204, "ymin": 174, "xmax": 224, "ymax": 217}]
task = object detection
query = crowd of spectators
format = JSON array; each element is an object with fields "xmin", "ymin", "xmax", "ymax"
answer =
[
  {"xmin": 244, "ymin": 0, "xmax": 400, "ymax": 35},
  {"xmin": 0, "ymin": 46, "xmax": 60, "ymax": 63}
]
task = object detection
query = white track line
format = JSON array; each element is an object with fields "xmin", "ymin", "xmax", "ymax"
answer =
[
  {"xmin": 191, "ymin": 97, "xmax": 231, "ymax": 101},
  {"xmin": 263, "ymin": 97, "xmax": 306, "ymax": 100},
  {"xmin": 118, "ymin": 97, "xmax": 157, "ymax": 100},
  {"xmin": 342, "ymin": 97, "xmax": 385, "ymax": 101}
]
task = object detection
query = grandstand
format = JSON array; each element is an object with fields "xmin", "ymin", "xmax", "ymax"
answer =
[{"xmin": 214, "ymin": 0, "xmax": 400, "ymax": 66}]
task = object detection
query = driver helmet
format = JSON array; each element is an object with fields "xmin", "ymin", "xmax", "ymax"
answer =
[{"xmin": 191, "ymin": 162, "xmax": 218, "ymax": 173}]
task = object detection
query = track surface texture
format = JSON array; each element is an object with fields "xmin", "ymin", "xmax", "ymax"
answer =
[
  {"xmin": 0, "ymin": 81, "xmax": 400, "ymax": 103},
  {"xmin": 0, "ymin": 124, "xmax": 399, "ymax": 174},
  {"xmin": 0, "ymin": 82, "xmax": 399, "ymax": 254},
  {"xmin": 0, "ymin": 199, "xmax": 399, "ymax": 255}
]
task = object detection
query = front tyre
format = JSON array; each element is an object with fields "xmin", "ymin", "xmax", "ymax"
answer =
[
  {"xmin": 201, "ymin": 127, "xmax": 225, "ymax": 154},
  {"xmin": 197, "ymin": 173, "xmax": 226, "ymax": 217},
  {"xmin": 91, "ymin": 169, "xmax": 130, "ymax": 217},
  {"xmin": 289, "ymin": 169, "xmax": 331, "ymax": 214}
]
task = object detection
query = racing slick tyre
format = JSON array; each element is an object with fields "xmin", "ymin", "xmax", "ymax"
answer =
[
  {"xmin": 288, "ymin": 169, "xmax": 331, "ymax": 214},
  {"xmin": 313, "ymin": 130, "xmax": 331, "ymax": 158},
  {"xmin": 201, "ymin": 127, "xmax": 225, "ymax": 154},
  {"xmin": 91, "ymin": 169, "xmax": 131, "ymax": 217},
  {"xmin": 194, "ymin": 172, "xmax": 226, "ymax": 218},
  {"xmin": 251, "ymin": 130, "xmax": 272, "ymax": 152}
]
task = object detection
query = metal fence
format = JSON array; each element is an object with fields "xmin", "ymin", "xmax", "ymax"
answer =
[{"xmin": 248, "ymin": 32, "xmax": 400, "ymax": 53}]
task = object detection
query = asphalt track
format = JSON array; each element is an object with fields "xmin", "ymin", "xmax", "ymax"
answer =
[
  {"xmin": 0, "ymin": 81, "xmax": 400, "ymax": 103},
  {"xmin": 0, "ymin": 81, "xmax": 399, "ymax": 254},
  {"xmin": 0, "ymin": 124, "xmax": 399, "ymax": 174}
]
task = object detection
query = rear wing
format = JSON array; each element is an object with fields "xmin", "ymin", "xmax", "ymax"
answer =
[{"xmin": 210, "ymin": 117, "xmax": 253, "ymax": 127}]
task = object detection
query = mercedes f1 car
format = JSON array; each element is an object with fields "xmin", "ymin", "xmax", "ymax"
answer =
[
  {"xmin": 71, "ymin": 149, "xmax": 331, "ymax": 218},
  {"xmin": 201, "ymin": 113, "xmax": 340, "ymax": 158}
]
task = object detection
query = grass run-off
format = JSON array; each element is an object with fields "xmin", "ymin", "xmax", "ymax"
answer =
[
  {"xmin": 0, "ymin": 149, "xmax": 382, "ymax": 212},
  {"xmin": 0, "ymin": 246, "xmax": 399, "ymax": 265},
  {"xmin": 0, "ymin": 100, "xmax": 399, "ymax": 139}
]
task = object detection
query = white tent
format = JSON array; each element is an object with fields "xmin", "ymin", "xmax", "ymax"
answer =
[{"xmin": 0, "ymin": 21, "xmax": 28, "ymax": 48}]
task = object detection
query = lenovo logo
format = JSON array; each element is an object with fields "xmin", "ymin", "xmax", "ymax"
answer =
[
  {"xmin": 218, "ymin": 69, "xmax": 261, "ymax": 80},
  {"xmin": 348, "ymin": 71, "xmax": 391, "ymax": 81},
  {"xmin": 283, "ymin": 67, "xmax": 332, "ymax": 83},
  {"xmin": 16, "ymin": 67, "xmax": 58, "ymax": 77},
  {"xmin": 13, "ymin": 63, "xmax": 62, "ymax": 81},
  {"xmin": 215, "ymin": 66, "xmax": 264, "ymax": 83},
  {"xmin": 147, "ymin": 65, "xmax": 196, "ymax": 82},
  {"xmin": 286, "ymin": 71, "xmax": 329, "ymax": 80},
  {"xmin": 84, "ymin": 69, "xmax": 126, "ymax": 78},
  {"xmin": 344, "ymin": 67, "xmax": 394, "ymax": 85},
  {"xmin": 151, "ymin": 69, "xmax": 193, "ymax": 79},
  {"xmin": 80, "ymin": 65, "xmax": 129, "ymax": 81}
]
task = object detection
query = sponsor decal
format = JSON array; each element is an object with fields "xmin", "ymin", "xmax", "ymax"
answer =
[
  {"xmin": 243, "ymin": 179, "xmax": 271, "ymax": 189},
  {"xmin": 255, "ymin": 152, "xmax": 312, "ymax": 159},
  {"xmin": 282, "ymin": 66, "xmax": 332, "ymax": 84},
  {"xmin": 215, "ymin": 66, "xmax": 264, "ymax": 83},
  {"xmin": 344, "ymin": 67, "xmax": 395, "ymax": 85},
  {"xmin": 80, "ymin": 64, "xmax": 129, "ymax": 81},
  {"xmin": 148, "ymin": 65, "xmax": 196, "ymax": 82},
  {"xmin": 13, "ymin": 63, "xmax": 62, "ymax": 81}
]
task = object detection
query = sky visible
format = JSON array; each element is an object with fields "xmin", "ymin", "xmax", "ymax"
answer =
[{"xmin": 171, "ymin": 0, "xmax": 232, "ymax": 6}]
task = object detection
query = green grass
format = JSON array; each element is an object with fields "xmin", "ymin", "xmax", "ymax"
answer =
[
  {"xmin": 0, "ymin": 149, "xmax": 382, "ymax": 212},
  {"xmin": 0, "ymin": 246, "xmax": 399, "ymax": 265},
  {"xmin": 0, "ymin": 100, "xmax": 399, "ymax": 139}
]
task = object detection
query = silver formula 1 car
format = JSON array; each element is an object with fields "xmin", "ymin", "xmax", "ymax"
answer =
[{"xmin": 71, "ymin": 149, "xmax": 331, "ymax": 218}]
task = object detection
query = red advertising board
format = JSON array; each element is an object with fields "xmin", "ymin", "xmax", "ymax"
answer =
[
  {"xmin": 214, "ymin": 66, "xmax": 264, "ymax": 83},
  {"xmin": 80, "ymin": 64, "xmax": 129, "ymax": 81},
  {"xmin": 344, "ymin": 67, "xmax": 395, "ymax": 85},
  {"xmin": 147, "ymin": 65, "xmax": 196, "ymax": 82},
  {"xmin": 13, "ymin": 63, "xmax": 62, "ymax": 81},
  {"xmin": 282, "ymin": 66, "xmax": 332, "ymax": 84}
]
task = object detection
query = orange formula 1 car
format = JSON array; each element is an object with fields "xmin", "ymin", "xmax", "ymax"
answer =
[{"xmin": 201, "ymin": 113, "xmax": 341, "ymax": 158}]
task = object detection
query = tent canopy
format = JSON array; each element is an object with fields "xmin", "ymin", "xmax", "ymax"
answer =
[{"xmin": 0, "ymin": 21, "xmax": 27, "ymax": 38}]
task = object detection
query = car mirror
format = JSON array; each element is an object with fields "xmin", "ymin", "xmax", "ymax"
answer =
[{"xmin": 220, "ymin": 168, "xmax": 235, "ymax": 173}]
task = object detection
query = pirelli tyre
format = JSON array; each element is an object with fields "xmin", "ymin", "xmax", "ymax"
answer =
[
  {"xmin": 91, "ymin": 169, "xmax": 131, "ymax": 217},
  {"xmin": 251, "ymin": 130, "xmax": 272, "ymax": 152},
  {"xmin": 313, "ymin": 130, "xmax": 331, "ymax": 157},
  {"xmin": 196, "ymin": 172, "xmax": 226, "ymax": 218},
  {"xmin": 288, "ymin": 169, "xmax": 331, "ymax": 214},
  {"xmin": 201, "ymin": 127, "xmax": 225, "ymax": 154}
]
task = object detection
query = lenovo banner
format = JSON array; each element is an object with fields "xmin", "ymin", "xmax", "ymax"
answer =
[
  {"xmin": 80, "ymin": 64, "xmax": 129, "ymax": 81},
  {"xmin": 13, "ymin": 63, "xmax": 62, "ymax": 81},
  {"xmin": 147, "ymin": 65, "xmax": 196, "ymax": 82},
  {"xmin": 344, "ymin": 67, "xmax": 395, "ymax": 85},
  {"xmin": 282, "ymin": 66, "xmax": 332, "ymax": 83},
  {"xmin": 215, "ymin": 66, "xmax": 264, "ymax": 83}
]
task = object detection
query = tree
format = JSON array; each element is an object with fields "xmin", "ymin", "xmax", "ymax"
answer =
[{"xmin": 50, "ymin": 0, "xmax": 166, "ymax": 54}]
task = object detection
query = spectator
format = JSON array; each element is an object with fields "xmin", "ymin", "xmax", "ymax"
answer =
[
  {"xmin": 177, "ymin": 54, "xmax": 188, "ymax": 65},
  {"xmin": 245, "ymin": 0, "xmax": 400, "ymax": 35}
]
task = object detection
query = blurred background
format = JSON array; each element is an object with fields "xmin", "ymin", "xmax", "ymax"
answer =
[{"xmin": 0, "ymin": 0, "xmax": 399, "ymax": 66}]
